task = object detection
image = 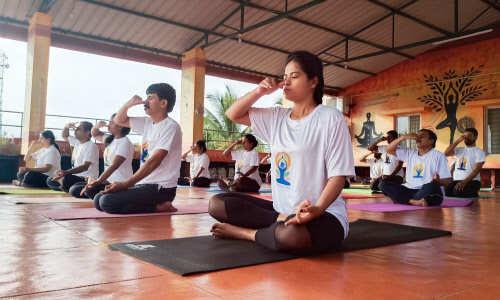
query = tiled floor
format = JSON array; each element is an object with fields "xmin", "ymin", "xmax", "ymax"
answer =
[{"xmin": 1, "ymin": 185, "xmax": 499, "ymax": 299}]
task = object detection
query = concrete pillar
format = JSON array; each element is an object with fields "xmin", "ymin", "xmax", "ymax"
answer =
[
  {"xmin": 21, "ymin": 12, "xmax": 52, "ymax": 165},
  {"xmin": 180, "ymin": 48, "xmax": 205, "ymax": 151}
]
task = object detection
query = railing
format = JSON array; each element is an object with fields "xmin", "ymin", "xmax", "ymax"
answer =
[
  {"xmin": 203, "ymin": 128, "xmax": 270, "ymax": 152},
  {"xmin": 0, "ymin": 109, "xmax": 142, "ymax": 143},
  {"xmin": 0, "ymin": 110, "xmax": 270, "ymax": 152}
]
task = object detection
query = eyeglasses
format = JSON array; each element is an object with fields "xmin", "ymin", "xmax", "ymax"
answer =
[{"xmin": 282, "ymin": 72, "xmax": 301, "ymax": 81}]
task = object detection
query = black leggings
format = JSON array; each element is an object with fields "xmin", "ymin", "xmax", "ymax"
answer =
[
  {"xmin": 17, "ymin": 171, "xmax": 49, "ymax": 188},
  {"xmin": 208, "ymin": 192, "xmax": 344, "ymax": 255}
]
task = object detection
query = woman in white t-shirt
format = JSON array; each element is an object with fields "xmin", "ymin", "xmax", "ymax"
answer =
[
  {"xmin": 179, "ymin": 140, "xmax": 211, "ymax": 187},
  {"xmin": 218, "ymin": 134, "xmax": 262, "ymax": 193},
  {"xmin": 16, "ymin": 130, "xmax": 61, "ymax": 188},
  {"xmin": 78, "ymin": 114, "xmax": 134, "ymax": 200},
  {"xmin": 208, "ymin": 51, "xmax": 355, "ymax": 254}
]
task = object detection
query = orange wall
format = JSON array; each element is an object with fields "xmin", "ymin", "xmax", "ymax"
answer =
[{"xmin": 340, "ymin": 37, "xmax": 500, "ymax": 168}]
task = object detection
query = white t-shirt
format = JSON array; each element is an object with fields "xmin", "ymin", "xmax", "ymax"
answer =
[
  {"xmin": 396, "ymin": 148, "xmax": 451, "ymax": 190},
  {"xmin": 250, "ymin": 105, "xmax": 355, "ymax": 238},
  {"xmin": 68, "ymin": 136, "xmax": 99, "ymax": 179},
  {"xmin": 366, "ymin": 158, "xmax": 384, "ymax": 179},
  {"xmin": 378, "ymin": 145, "xmax": 404, "ymax": 176},
  {"xmin": 130, "ymin": 116, "xmax": 182, "ymax": 188},
  {"xmin": 231, "ymin": 149, "xmax": 262, "ymax": 186},
  {"xmin": 31, "ymin": 145, "xmax": 61, "ymax": 177},
  {"xmin": 452, "ymin": 146, "xmax": 486, "ymax": 181},
  {"xmin": 103, "ymin": 135, "xmax": 134, "ymax": 183},
  {"xmin": 186, "ymin": 153, "xmax": 211, "ymax": 179}
]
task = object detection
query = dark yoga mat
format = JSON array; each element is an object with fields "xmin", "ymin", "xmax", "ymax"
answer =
[{"xmin": 109, "ymin": 219, "xmax": 451, "ymax": 276}]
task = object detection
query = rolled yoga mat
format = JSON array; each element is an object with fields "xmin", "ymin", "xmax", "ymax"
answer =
[
  {"xmin": 109, "ymin": 219, "xmax": 452, "ymax": 276},
  {"xmin": 39, "ymin": 203, "xmax": 209, "ymax": 220}
]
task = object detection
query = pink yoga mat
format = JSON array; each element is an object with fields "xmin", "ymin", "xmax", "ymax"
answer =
[
  {"xmin": 251, "ymin": 194, "xmax": 384, "ymax": 201},
  {"xmin": 346, "ymin": 198, "xmax": 474, "ymax": 212},
  {"xmin": 39, "ymin": 203, "xmax": 209, "ymax": 220}
]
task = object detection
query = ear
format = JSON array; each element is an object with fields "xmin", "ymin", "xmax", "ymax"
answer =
[
  {"xmin": 160, "ymin": 99, "xmax": 169, "ymax": 110},
  {"xmin": 310, "ymin": 76, "xmax": 318, "ymax": 89}
]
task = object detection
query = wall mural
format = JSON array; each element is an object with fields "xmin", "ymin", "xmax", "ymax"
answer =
[
  {"xmin": 417, "ymin": 66, "xmax": 487, "ymax": 144},
  {"xmin": 355, "ymin": 112, "xmax": 383, "ymax": 148}
]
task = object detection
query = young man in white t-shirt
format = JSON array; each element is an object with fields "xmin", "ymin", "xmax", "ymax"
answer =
[
  {"xmin": 93, "ymin": 83, "xmax": 182, "ymax": 214},
  {"xmin": 368, "ymin": 130, "xmax": 404, "ymax": 185},
  {"xmin": 218, "ymin": 134, "xmax": 262, "ymax": 193},
  {"xmin": 444, "ymin": 128, "xmax": 485, "ymax": 197},
  {"xmin": 179, "ymin": 140, "xmax": 211, "ymax": 187},
  {"xmin": 380, "ymin": 129, "xmax": 452, "ymax": 206},
  {"xmin": 360, "ymin": 152, "xmax": 384, "ymax": 191},
  {"xmin": 78, "ymin": 115, "xmax": 134, "ymax": 200},
  {"xmin": 46, "ymin": 122, "xmax": 99, "ymax": 194}
]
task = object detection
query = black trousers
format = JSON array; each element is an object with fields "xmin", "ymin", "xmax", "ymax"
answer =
[
  {"xmin": 46, "ymin": 174, "xmax": 86, "ymax": 192},
  {"xmin": 17, "ymin": 171, "xmax": 49, "ymax": 188},
  {"xmin": 380, "ymin": 181, "xmax": 444, "ymax": 206},
  {"xmin": 93, "ymin": 184, "xmax": 177, "ymax": 214},
  {"xmin": 445, "ymin": 180, "xmax": 481, "ymax": 197},
  {"xmin": 209, "ymin": 192, "xmax": 345, "ymax": 255}
]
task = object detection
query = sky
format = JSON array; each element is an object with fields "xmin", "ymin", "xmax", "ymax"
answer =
[{"xmin": 0, "ymin": 37, "xmax": 283, "ymax": 142}]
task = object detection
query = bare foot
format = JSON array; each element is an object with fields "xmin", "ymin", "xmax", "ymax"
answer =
[
  {"xmin": 156, "ymin": 201, "xmax": 178, "ymax": 212},
  {"xmin": 211, "ymin": 223, "xmax": 256, "ymax": 241},
  {"xmin": 409, "ymin": 199, "xmax": 428, "ymax": 206}
]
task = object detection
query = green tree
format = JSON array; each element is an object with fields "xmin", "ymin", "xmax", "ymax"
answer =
[{"xmin": 204, "ymin": 85, "xmax": 250, "ymax": 149}]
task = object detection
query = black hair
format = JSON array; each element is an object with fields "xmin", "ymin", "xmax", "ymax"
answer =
[
  {"xmin": 387, "ymin": 130, "xmax": 398, "ymax": 139},
  {"xmin": 465, "ymin": 127, "xmax": 478, "ymax": 137},
  {"xmin": 41, "ymin": 130, "xmax": 60, "ymax": 153},
  {"xmin": 374, "ymin": 152, "xmax": 382, "ymax": 159},
  {"xmin": 195, "ymin": 140, "xmax": 207, "ymax": 153},
  {"xmin": 420, "ymin": 129, "xmax": 437, "ymax": 148},
  {"xmin": 80, "ymin": 121, "xmax": 93, "ymax": 139},
  {"xmin": 104, "ymin": 114, "xmax": 131, "ymax": 145},
  {"xmin": 146, "ymin": 83, "xmax": 176, "ymax": 113},
  {"xmin": 244, "ymin": 134, "xmax": 258, "ymax": 150},
  {"xmin": 286, "ymin": 51, "xmax": 324, "ymax": 106}
]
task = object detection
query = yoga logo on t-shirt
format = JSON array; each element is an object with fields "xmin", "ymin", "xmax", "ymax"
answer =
[
  {"xmin": 413, "ymin": 164, "xmax": 424, "ymax": 178},
  {"xmin": 236, "ymin": 161, "xmax": 244, "ymax": 174},
  {"xmin": 103, "ymin": 148, "xmax": 111, "ymax": 167},
  {"xmin": 275, "ymin": 152, "xmax": 291, "ymax": 186},
  {"xmin": 384, "ymin": 154, "xmax": 391, "ymax": 164},
  {"xmin": 141, "ymin": 142, "xmax": 150, "ymax": 163},
  {"xmin": 457, "ymin": 157, "xmax": 467, "ymax": 170}
]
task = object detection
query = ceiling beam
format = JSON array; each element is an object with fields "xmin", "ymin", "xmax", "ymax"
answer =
[
  {"xmin": 317, "ymin": 0, "xmax": 420, "ymax": 58},
  {"xmin": 201, "ymin": 0, "xmax": 325, "ymax": 49},
  {"xmin": 231, "ymin": 0, "xmax": 413, "ymax": 60},
  {"xmin": 367, "ymin": 0, "xmax": 453, "ymax": 36},
  {"xmin": 325, "ymin": 24, "xmax": 498, "ymax": 65},
  {"xmin": 80, "ymin": 0, "xmax": 373, "ymax": 76},
  {"xmin": 480, "ymin": 0, "xmax": 500, "ymax": 13}
]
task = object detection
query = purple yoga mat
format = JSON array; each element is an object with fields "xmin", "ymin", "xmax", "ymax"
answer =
[
  {"xmin": 39, "ymin": 203, "xmax": 209, "ymax": 220},
  {"xmin": 346, "ymin": 198, "xmax": 474, "ymax": 212}
]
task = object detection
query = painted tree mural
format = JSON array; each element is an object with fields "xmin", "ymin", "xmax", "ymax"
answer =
[{"xmin": 417, "ymin": 66, "xmax": 487, "ymax": 144}]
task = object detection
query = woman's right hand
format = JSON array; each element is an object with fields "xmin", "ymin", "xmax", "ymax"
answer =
[{"xmin": 256, "ymin": 77, "xmax": 283, "ymax": 96}]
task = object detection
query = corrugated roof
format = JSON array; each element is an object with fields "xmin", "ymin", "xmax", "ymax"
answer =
[{"xmin": 0, "ymin": 0, "xmax": 499, "ymax": 91}]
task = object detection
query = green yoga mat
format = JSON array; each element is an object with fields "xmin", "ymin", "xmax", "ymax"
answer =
[
  {"xmin": 342, "ymin": 188, "xmax": 374, "ymax": 195},
  {"xmin": 0, "ymin": 188, "xmax": 66, "ymax": 195}
]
